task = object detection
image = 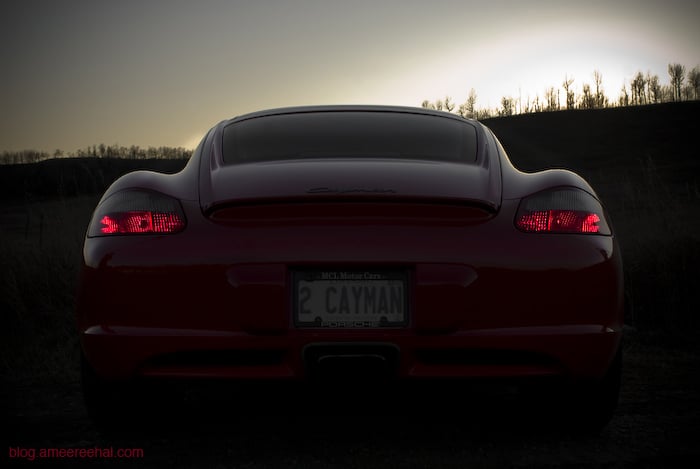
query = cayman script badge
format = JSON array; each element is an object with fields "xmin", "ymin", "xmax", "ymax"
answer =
[{"xmin": 307, "ymin": 187, "xmax": 397, "ymax": 194}]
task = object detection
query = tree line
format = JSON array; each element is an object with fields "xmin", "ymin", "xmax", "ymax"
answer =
[
  {"xmin": 422, "ymin": 63, "xmax": 700, "ymax": 119},
  {"xmin": 0, "ymin": 144, "xmax": 192, "ymax": 165},
  {"xmin": 3, "ymin": 63, "xmax": 698, "ymax": 165}
]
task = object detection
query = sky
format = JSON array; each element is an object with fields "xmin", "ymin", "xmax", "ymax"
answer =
[{"xmin": 1, "ymin": 0, "xmax": 698, "ymax": 153}]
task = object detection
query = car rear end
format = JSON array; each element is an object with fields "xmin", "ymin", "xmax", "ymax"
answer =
[{"xmin": 76, "ymin": 107, "xmax": 623, "ymax": 428}]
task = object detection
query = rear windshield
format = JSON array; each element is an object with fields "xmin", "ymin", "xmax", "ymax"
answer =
[{"xmin": 222, "ymin": 112, "xmax": 478, "ymax": 164}]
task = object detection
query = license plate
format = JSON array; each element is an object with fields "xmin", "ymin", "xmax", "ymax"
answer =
[{"xmin": 294, "ymin": 270, "xmax": 408, "ymax": 328}]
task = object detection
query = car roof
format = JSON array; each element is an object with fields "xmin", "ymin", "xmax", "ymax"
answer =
[{"xmin": 226, "ymin": 105, "xmax": 476, "ymax": 125}]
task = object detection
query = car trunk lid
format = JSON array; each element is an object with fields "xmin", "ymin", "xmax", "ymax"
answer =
[{"xmin": 200, "ymin": 159, "xmax": 501, "ymax": 215}]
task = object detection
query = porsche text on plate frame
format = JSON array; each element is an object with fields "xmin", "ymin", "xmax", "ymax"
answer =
[{"xmin": 76, "ymin": 105, "xmax": 624, "ymax": 431}]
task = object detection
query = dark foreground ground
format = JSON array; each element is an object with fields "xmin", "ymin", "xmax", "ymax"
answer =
[{"xmin": 4, "ymin": 336, "xmax": 700, "ymax": 468}]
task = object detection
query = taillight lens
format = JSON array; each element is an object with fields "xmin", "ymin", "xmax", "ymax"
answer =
[
  {"xmin": 515, "ymin": 188, "xmax": 611, "ymax": 235},
  {"xmin": 88, "ymin": 190, "xmax": 186, "ymax": 237}
]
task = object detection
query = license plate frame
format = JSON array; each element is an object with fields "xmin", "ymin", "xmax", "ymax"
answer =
[{"xmin": 293, "ymin": 269, "xmax": 409, "ymax": 329}]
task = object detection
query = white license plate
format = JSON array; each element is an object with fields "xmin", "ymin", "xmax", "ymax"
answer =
[{"xmin": 294, "ymin": 270, "xmax": 408, "ymax": 328}]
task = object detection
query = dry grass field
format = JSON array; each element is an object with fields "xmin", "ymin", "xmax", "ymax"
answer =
[{"xmin": 2, "ymin": 102, "xmax": 699, "ymax": 467}]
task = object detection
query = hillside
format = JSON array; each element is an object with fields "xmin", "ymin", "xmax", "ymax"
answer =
[
  {"xmin": 0, "ymin": 157, "xmax": 188, "ymax": 200},
  {"xmin": 483, "ymin": 101, "xmax": 700, "ymax": 212},
  {"xmin": 484, "ymin": 101, "xmax": 699, "ymax": 172}
]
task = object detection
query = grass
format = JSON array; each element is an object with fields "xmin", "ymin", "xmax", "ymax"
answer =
[
  {"xmin": 1, "ymin": 102, "xmax": 699, "ymax": 387},
  {"xmin": 1, "ymin": 159, "xmax": 188, "ymax": 383},
  {"xmin": 619, "ymin": 156, "xmax": 700, "ymax": 335},
  {"xmin": 1, "ymin": 196, "xmax": 98, "ymax": 385}
]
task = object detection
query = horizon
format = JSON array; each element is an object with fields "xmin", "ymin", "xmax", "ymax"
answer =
[
  {"xmin": 1, "ymin": 1, "xmax": 698, "ymax": 153},
  {"xmin": 3, "ymin": 100, "xmax": 697, "ymax": 163}
]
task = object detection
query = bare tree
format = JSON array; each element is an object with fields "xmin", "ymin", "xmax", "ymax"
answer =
[
  {"xmin": 562, "ymin": 75, "xmax": 575, "ymax": 109},
  {"xmin": 457, "ymin": 89, "xmax": 478, "ymax": 119},
  {"xmin": 668, "ymin": 63, "xmax": 686, "ymax": 101},
  {"xmin": 532, "ymin": 94, "xmax": 541, "ymax": 113},
  {"xmin": 479, "ymin": 107, "xmax": 494, "ymax": 119},
  {"xmin": 420, "ymin": 100, "xmax": 432, "ymax": 109},
  {"xmin": 619, "ymin": 82, "xmax": 630, "ymax": 107},
  {"xmin": 593, "ymin": 70, "xmax": 606, "ymax": 108},
  {"xmin": 631, "ymin": 72, "xmax": 646, "ymax": 105},
  {"xmin": 499, "ymin": 96, "xmax": 515, "ymax": 116},
  {"xmin": 457, "ymin": 103, "xmax": 468, "ymax": 118},
  {"xmin": 466, "ymin": 88, "xmax": 477, "ymax": 118},
  {"xmin": 443, "ymin": 96, "xmax": 455, "ymax": 112},
  {"xmin": 688, "ymin": 66, "xmax": 700, "ymax": 100},
  {"xmin": 683, "ymin": 83, "xmax": 694, "ymax": 100},
  {"xmin": 648, "ymin": 74, "xmax": 662, "ymax": 103},
  {"xmin": 544, "ymin": 86, "xmax": 558, "ymax": 111},
  {"xmin": 580, "ymin": 84, "xmax": 595, "ymax": 109}
]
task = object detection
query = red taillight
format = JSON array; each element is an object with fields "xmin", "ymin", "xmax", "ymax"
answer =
[
  {"xmin": 515, "ymin": 188, "xmax": 611, "ymax": 235},
  {"xmin": 516, "ymin": 210, "xmax": 601, "ymax": 233},
  {"xmin": 99, "ymin": 211, "xmax": 185, "ymax": 234},
  {"xmin": 88, "ymin": 190, "xmax": 186, "ymax": 237}
]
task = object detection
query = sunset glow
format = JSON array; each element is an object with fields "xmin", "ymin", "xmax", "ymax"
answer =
[{"xmin": 1, "ymin": 0, "xmax": 698, "ymax": 153}]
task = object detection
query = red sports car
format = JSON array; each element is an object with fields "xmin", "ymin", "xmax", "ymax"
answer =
[{"xmin": 76, "ymin": 105, "xmax": 623, "ymax": 429}]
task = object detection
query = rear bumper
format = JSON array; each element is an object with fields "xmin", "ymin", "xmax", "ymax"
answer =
[
  {"xmin": 81, "ymin": 324, "xmax": 621, "ymax": 382},
  {"xmin": 78, "ymin": 199, "xmax": 624, "ymax": 385}
]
